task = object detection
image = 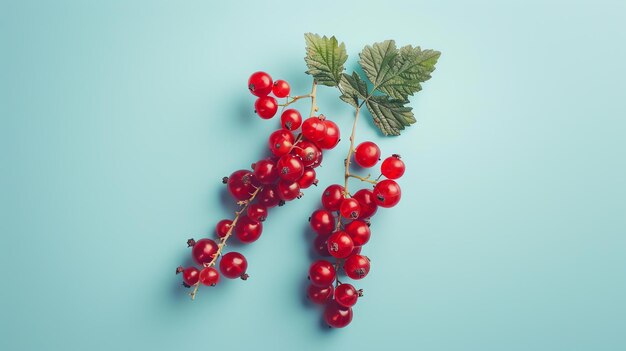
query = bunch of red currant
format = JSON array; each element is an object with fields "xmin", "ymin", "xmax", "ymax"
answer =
[
  {"xmin": 176, "ymin": 72, "xmax": 340, "ymax": 299},
  {"xmin": 307, "ymin": 141, "xmax": 405, "ymax": 328}
]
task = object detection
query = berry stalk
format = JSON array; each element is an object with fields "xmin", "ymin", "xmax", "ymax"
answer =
[{"xmin": 189, "ymin": 186, "xmax": 262, "ymax": 300}]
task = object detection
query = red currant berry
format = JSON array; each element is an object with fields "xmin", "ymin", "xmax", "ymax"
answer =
[
  {"xmin": 354, "ymin": 141, "xmax": 381, "ymax": 168},
  {"xmin": 307, "ymin": 284, "xmax": 334, "ymax": 304},
  {"xmin": 268, "ymin": 129, "xmax": 294, "ymax": 157},
  {"xmin": 272, "ymin": 79, "xmax": 290, "ymax": 98},
  {"xmin": 280, "ymin": 109, "xmax": 302, "ymax": 131},
  {"xmin": 317, "ymin": 120, "xmax": 340, "ymax": 149},
  {"xmin": 344, "ymin": 254, "xmax": 370, "ymax": 279},
  {"xmin": 191, "ymin": 238, "xmax": 219, "ymax": 266},
  {"xmin": 215, "ymin": 219, "xmax": 233, "ymax": 238},
  {"xmin": 277, "ymin": 179, "xmax": 301, "ymax": 201},
  {"xmin": 255, "ymin": 96, "xmax": 278, "ymax": 119},
  {"xmin": 182, "ymin": 267, "xmax": 200, "ymax": 286},
  {"xmin": 199, "ymin": 267, "xmax": 220, "ymax": 286},
  {"xmin": 253, "ymin": 158, "xmax": 278, "ymax": 184},
  {"xmin": 339, "ymin": 198, "xmax": 361, "ymax": 219},
  {"xmin": 381, "ymin": 154, "xmax": 405, "ymax": 179},
  {"xmin": 309, "ymin": 209, "xmax": 335, "ymax": 235},
  {"xmin": 301, "ymin": 117, "xmax": 327, "ymax": 142},
  {"xmin": 297, "ymin": 168, "xmax": 317, "ymax": 189},
  {"xmin": 308, "ymin": 260, "xmax": 336, "ymax": 287},
  {"xmin": 248, "ymin": 71, "xmax": 273, "ymax": 97},
  {"xmin": 352, "ymin": 189, "xmax": 378, "ymax": 219},
  {"xmin": 373, "ymin": 179, "xmax": 401, "ymax": 208},
  {"xmin": 313, "ymin": 233, "xmax": 331, "ymax": 256},
  {"xmin": 247, "ymin": 203, "xmax": 268, "ymax": 222},
  {"xmin": 227, "ymin": 170, "xmax": 255, "ymax": 201},
  {"xmin": 327, "ymin": 231, "xmax": 354, "ymax": 259},
  {"xmin": 334, "ymin": 283, "xmax": 360, "ymax": 308},
  {"xmin": 321, "ymin": 184, "xmax": 345, "ymax": 211},
  {"xmin": 292, "ymin": 140, "xmax": 322, "ymax": 168},
  {"xmin": 219, "ymin": 252, "xmax": 248, "ymax": 279},
  {"xmin": 344, "ymin": 220, "xmax": 370, "ymax": 246},
  {"xmin": 277, "ymin": 154, "xmax": 304, "ymax": 181},
  {"xmin": 324, "ymin": 301, "xmax": 353, "ymax": 328},
  {"xmin": 234, "ymin": 215, "xmax": 263, "ymax": 243},
  {"xmin": 258, "ymin": 184, "xmax": 280, "ymax": 208}
]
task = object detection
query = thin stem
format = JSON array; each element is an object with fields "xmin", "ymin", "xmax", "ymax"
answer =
[
  {"xmin": 278, "ymin": 80, "xmax": 318, "ymax": 118},
  {"xmin": 279, "ymin": 93, "xmax": 312, "ymax": 107},
  {"xmin": 190, "ymin": 186, "xmax": 262, "ymax": 300},
  {"xmin": 308, "ymin": 81, "xmax": 318, "ymax": 117},
  {"xmin": 348, "ymin": 174, "xmax": 377, "ymax": 184},
  {"xmin": 343, "ymin": 106, "xmax": 361, "ymax": 193}
]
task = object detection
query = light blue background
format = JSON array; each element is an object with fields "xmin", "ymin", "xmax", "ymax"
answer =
[{"xmin": 2, "ymin": 0, "xmax": 625, "ymax": 350}]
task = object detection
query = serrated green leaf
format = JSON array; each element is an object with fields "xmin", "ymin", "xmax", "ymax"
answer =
[
  {"xmin": 359, "ymin": 40, "xmax": 399, "ymax": 92},
  {"xmin": 365, "ymin": 95, "xmax": 415, "ymax": 136},
  {"xmin": 338, "ymin": 72, "xmax": 368, "ymax": 107},
  {"xmin": 359, "ymin": 41, "xmax": 440, "ymax": 100},
  {"xmin": 304, "ymin": 33, "xmax": 348, "ymax": 87}
]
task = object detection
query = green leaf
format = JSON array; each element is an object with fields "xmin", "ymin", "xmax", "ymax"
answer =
[
  {"xmin": 338, "ymin": 72, "xmax": 368, "ymax": 107},
  {"xmin": 359, "ymin": 41, "xmax": 440, "ymax": 100},
  {"xmin": 365, "ymin": 95, "xmax": 415, "ymax": 136},
  {"xmin": 359, "ymin": 40, "xmax": 400, "ymax": 93},
  {"xmin": 304, "ymin": 33, "xmax": 348, "ymax": 87}
]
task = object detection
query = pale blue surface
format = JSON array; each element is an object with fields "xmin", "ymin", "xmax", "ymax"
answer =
[{"xmin": 2, "ymin": 1, "xmax": 626, "ymax": 350}]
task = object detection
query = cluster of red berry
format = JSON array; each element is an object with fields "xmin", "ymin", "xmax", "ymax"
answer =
[
  {"xmin": 307, "ymin": 141, "xmax": 405, "ymax": 328},
  {"xmin": 176, "ymin": 72, "xmax": 340, "ymax": 299}
]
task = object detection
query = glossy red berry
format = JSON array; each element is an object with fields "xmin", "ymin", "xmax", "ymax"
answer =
[
  {"xmin": 253, "ymin": 159, "xmax": 278, "ymax": 184},
  {"xmin": 327, "ymin": 231, "xmax": 354, "ymax": 259},
  {"xmin": 234, "ymin": 215, "xmax": 263, "ymax": 243},
  {"xmin": 309, "ymin": 209, "xmax": 335, "ymax": 235},
  {"xmin": 227, "ymin": 170, "xmax": 255, "ymax": 201},
  {"xmin": 301, "ymin": 117, "xmax": 327, "ymax": 142},
  {"xmin": 324, "ymin": 302, "xmax": 353, "ymax": 328},
  {"xmin": 339, "ymin": 198, "xmax": 361, "ymax": 219},
  {"xmin": 321, "ymin": 184, "xmax": 345, "ymax": 211},
  {"xmin": 255, "ymin": 96, "xmax": 278, "ymax": 119},
  {"xmin": 334, "ymin": 283, "xmax": 360, "ymax": 308},
  {"xmin": 257, "ymin": 185, "xmax": 280, "ymax": 208},
  {"xmin": 215, "ymin": 219, "xmax": 233, "ymax": 238},
  {"xmin": 280, "ymin": 109, "xmax": 302, "ymax": 131},
  {"xmin": 191, "ymin": 238, "xmax": 219, "ymax": 266},
  {"xmin": 344, "ymin": 220, "xmax": 371, "ymax": 246},
  {"xmin": 297, "ymin": 168, "xmax": 317, "ymax": 189},
  {"xmin": 307, "ymin": 284, "xmax": 334, "ymax": 304},
  {"xmin": 308, "ymin": 260, "xmax": 336, "ymax": 287},
  {"xmin": 317, "ymin": 120, "xmax": 340, "ymax": 149},
  {"xmin": 292, "ymin": 140, "xmax": 321, "ymax": 168},
  {"xmin": 352, "ymin": 189, "xmax": 378, "ymax": 219},
  {"xmin": 272, "ymin": 79, "xmax": 290, "ymax": 98},
  {"xmin": 354, "ymin": 141, "xmax": 381, "ymax": 168},
  {"xmin": 313, "ymin": 233, "xmax": 331, "ymax": 256},
  {"xmin": 199, "ymin": 267, "xmax": 220, "ymax": 286},
  {"xmin": 344, "ymin": 254, "xmax": 370, "ymax": 280},
  {"xmin": 182, "ymin": 267, "xmax": 200, "ymax": 286},
  {"xmin": 268, "ymin": 129, "xmax": 294, "ymax": 157},
  {"xmin": 381, "ymin": 154, "xmax": 405, "ymax": 179},
  {"xmin": 246, "ymin": 204, "xmax": 268, "ymax": 222},
  {"xmin": 277, "ymin": 179, "xmax": 301, "ymax": 201},
  {"xmin": 277, "ymin": 154, "xmax": 304, "ymax": 181},
  {"xmin": 219, "ymin": 252, "xmax": 248, "ymax": 279},
  {"xmin": 248, "ymin": 71, "xmax": 273, "ymax": 97},
  {"xmin": 373, "ymin": 179, "xmax": 401, "ymax": 208}
]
